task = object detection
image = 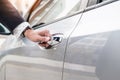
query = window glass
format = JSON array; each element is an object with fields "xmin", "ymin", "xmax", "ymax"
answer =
[
  {"xmin": 97, "ymin": 0, "xmax": 108, "ymax": 3},
  {"xmin": 10, "ymin": 0, "xmax": 89, "ymax": 25},
  {"xmin": 28, "ymin": 0, "xmax": 85, "ymax": 25},
  {"xmin": 87, "ymin": 0, "xmax": 109, "ymax": 7},
  {"xmin": 9, "ymin": 0, "xmax": 110, "ymax": 25}
]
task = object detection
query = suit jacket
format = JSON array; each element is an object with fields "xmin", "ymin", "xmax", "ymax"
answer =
[{"xmin": 0, "ymin": 0, "xmax": 24, "ymax": 32}]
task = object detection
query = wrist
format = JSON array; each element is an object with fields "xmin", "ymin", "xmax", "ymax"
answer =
[
  {"xmin": 23, "ymin": 27, "xmax": 32, "ymax": 37},
  {"xmin": 13, "ymin": 22, "xmax": 31, "ymax": 38}
]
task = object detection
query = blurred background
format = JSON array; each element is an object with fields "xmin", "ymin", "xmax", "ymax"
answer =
[{"xmin": 9, "ymin": 0, "xmax": 36, "ymax": 16}]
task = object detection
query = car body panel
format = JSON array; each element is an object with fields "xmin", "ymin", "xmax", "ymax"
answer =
[
  {"xmin": 63, "ymin": 0, "xmax": 120, "ymax": 80},
  {"xmin": 96, "ymin": 30, "xmax": 120, "ymax": 80},
  {"xmin": 0, "ymin": 13, "xmax": 83, "ymax": 80}
]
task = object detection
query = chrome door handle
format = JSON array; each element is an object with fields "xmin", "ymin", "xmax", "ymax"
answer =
[{"xmin": 46, "ymin": 33, "xmax": 64, "ymax": 49}]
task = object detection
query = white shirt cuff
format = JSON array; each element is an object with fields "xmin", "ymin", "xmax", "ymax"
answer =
[{"xmin": 13, "ymin": 22, "xmax": 31, "ymax": 38}]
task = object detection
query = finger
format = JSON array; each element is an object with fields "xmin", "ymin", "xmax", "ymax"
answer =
[
  {"xmin": 38, "ymin": 30, "xmax": 51, "ymax": 36},
  {"xmin": 37, "ymin": 36, "xmax": 50, "ymax": 42},
  {"xmin": 39, "ymin": 42, "xmax": 50, "ymax": 48}
]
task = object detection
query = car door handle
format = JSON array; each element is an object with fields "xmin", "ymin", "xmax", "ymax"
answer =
[{"xmin": 46, "ymin": 33, "xmax": 64, "ymax": 49}]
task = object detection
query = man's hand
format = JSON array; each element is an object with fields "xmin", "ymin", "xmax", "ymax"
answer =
[{"xmin": 24, "ymin": 29, "xmax": 51, "ymax": 47}]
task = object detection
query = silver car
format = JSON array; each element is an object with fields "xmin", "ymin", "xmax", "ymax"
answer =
[{"xmin": 0, "ymin": 0, "xmax": 120, "ymax": 80}]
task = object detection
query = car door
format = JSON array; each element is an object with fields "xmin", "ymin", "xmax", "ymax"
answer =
[
  {"xmin": 0, "ymin": 0, "xmax": 89, "ymax": 80},
  {"xmin": 63, "ymin": 0, "xmax": 120, "ymax": 80},
  {"xmin": 0, "ymin": 9, "xmax": 84, "ymax": 80}
]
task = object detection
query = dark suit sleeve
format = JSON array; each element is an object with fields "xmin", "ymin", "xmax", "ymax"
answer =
[{"xmin": 0, "ymin": 0, "xmax": 25, "ymax": 32}]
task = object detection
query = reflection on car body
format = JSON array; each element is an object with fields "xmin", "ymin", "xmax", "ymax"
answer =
[{"xmin": 0, "ymin": 0, "xmax": 120, "ymax": 80}]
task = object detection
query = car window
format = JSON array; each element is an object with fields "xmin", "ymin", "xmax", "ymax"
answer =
[
  {"xmin": 25, "ymin": 0, "xmax": 89, "ymax": 26},
  {"xmin": 29, "ymin": 0, "xmax": 111, "ymax": 27},
  {"xmin": 10, "ymin": 0, "xmax": 109, "ymax": 26},
  {"xmin": 97, "ymin": 0, "xmax": 108, "ymax": 3},
  {"xmin": 87, "ymin": 0, "xmax": 108, "ymax": 7}
]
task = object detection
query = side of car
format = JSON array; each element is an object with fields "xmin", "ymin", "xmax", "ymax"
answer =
[
  {"xmin": 63, "ymin": 0, "xmax": 120, "ymax": 80},
  {"xmin": 0, "ymin": 0, "xmax": 120, "ymax": 80},
  {"xmin": 0, "ymin": 0, "xmax": 92, "ymax": 80}
]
